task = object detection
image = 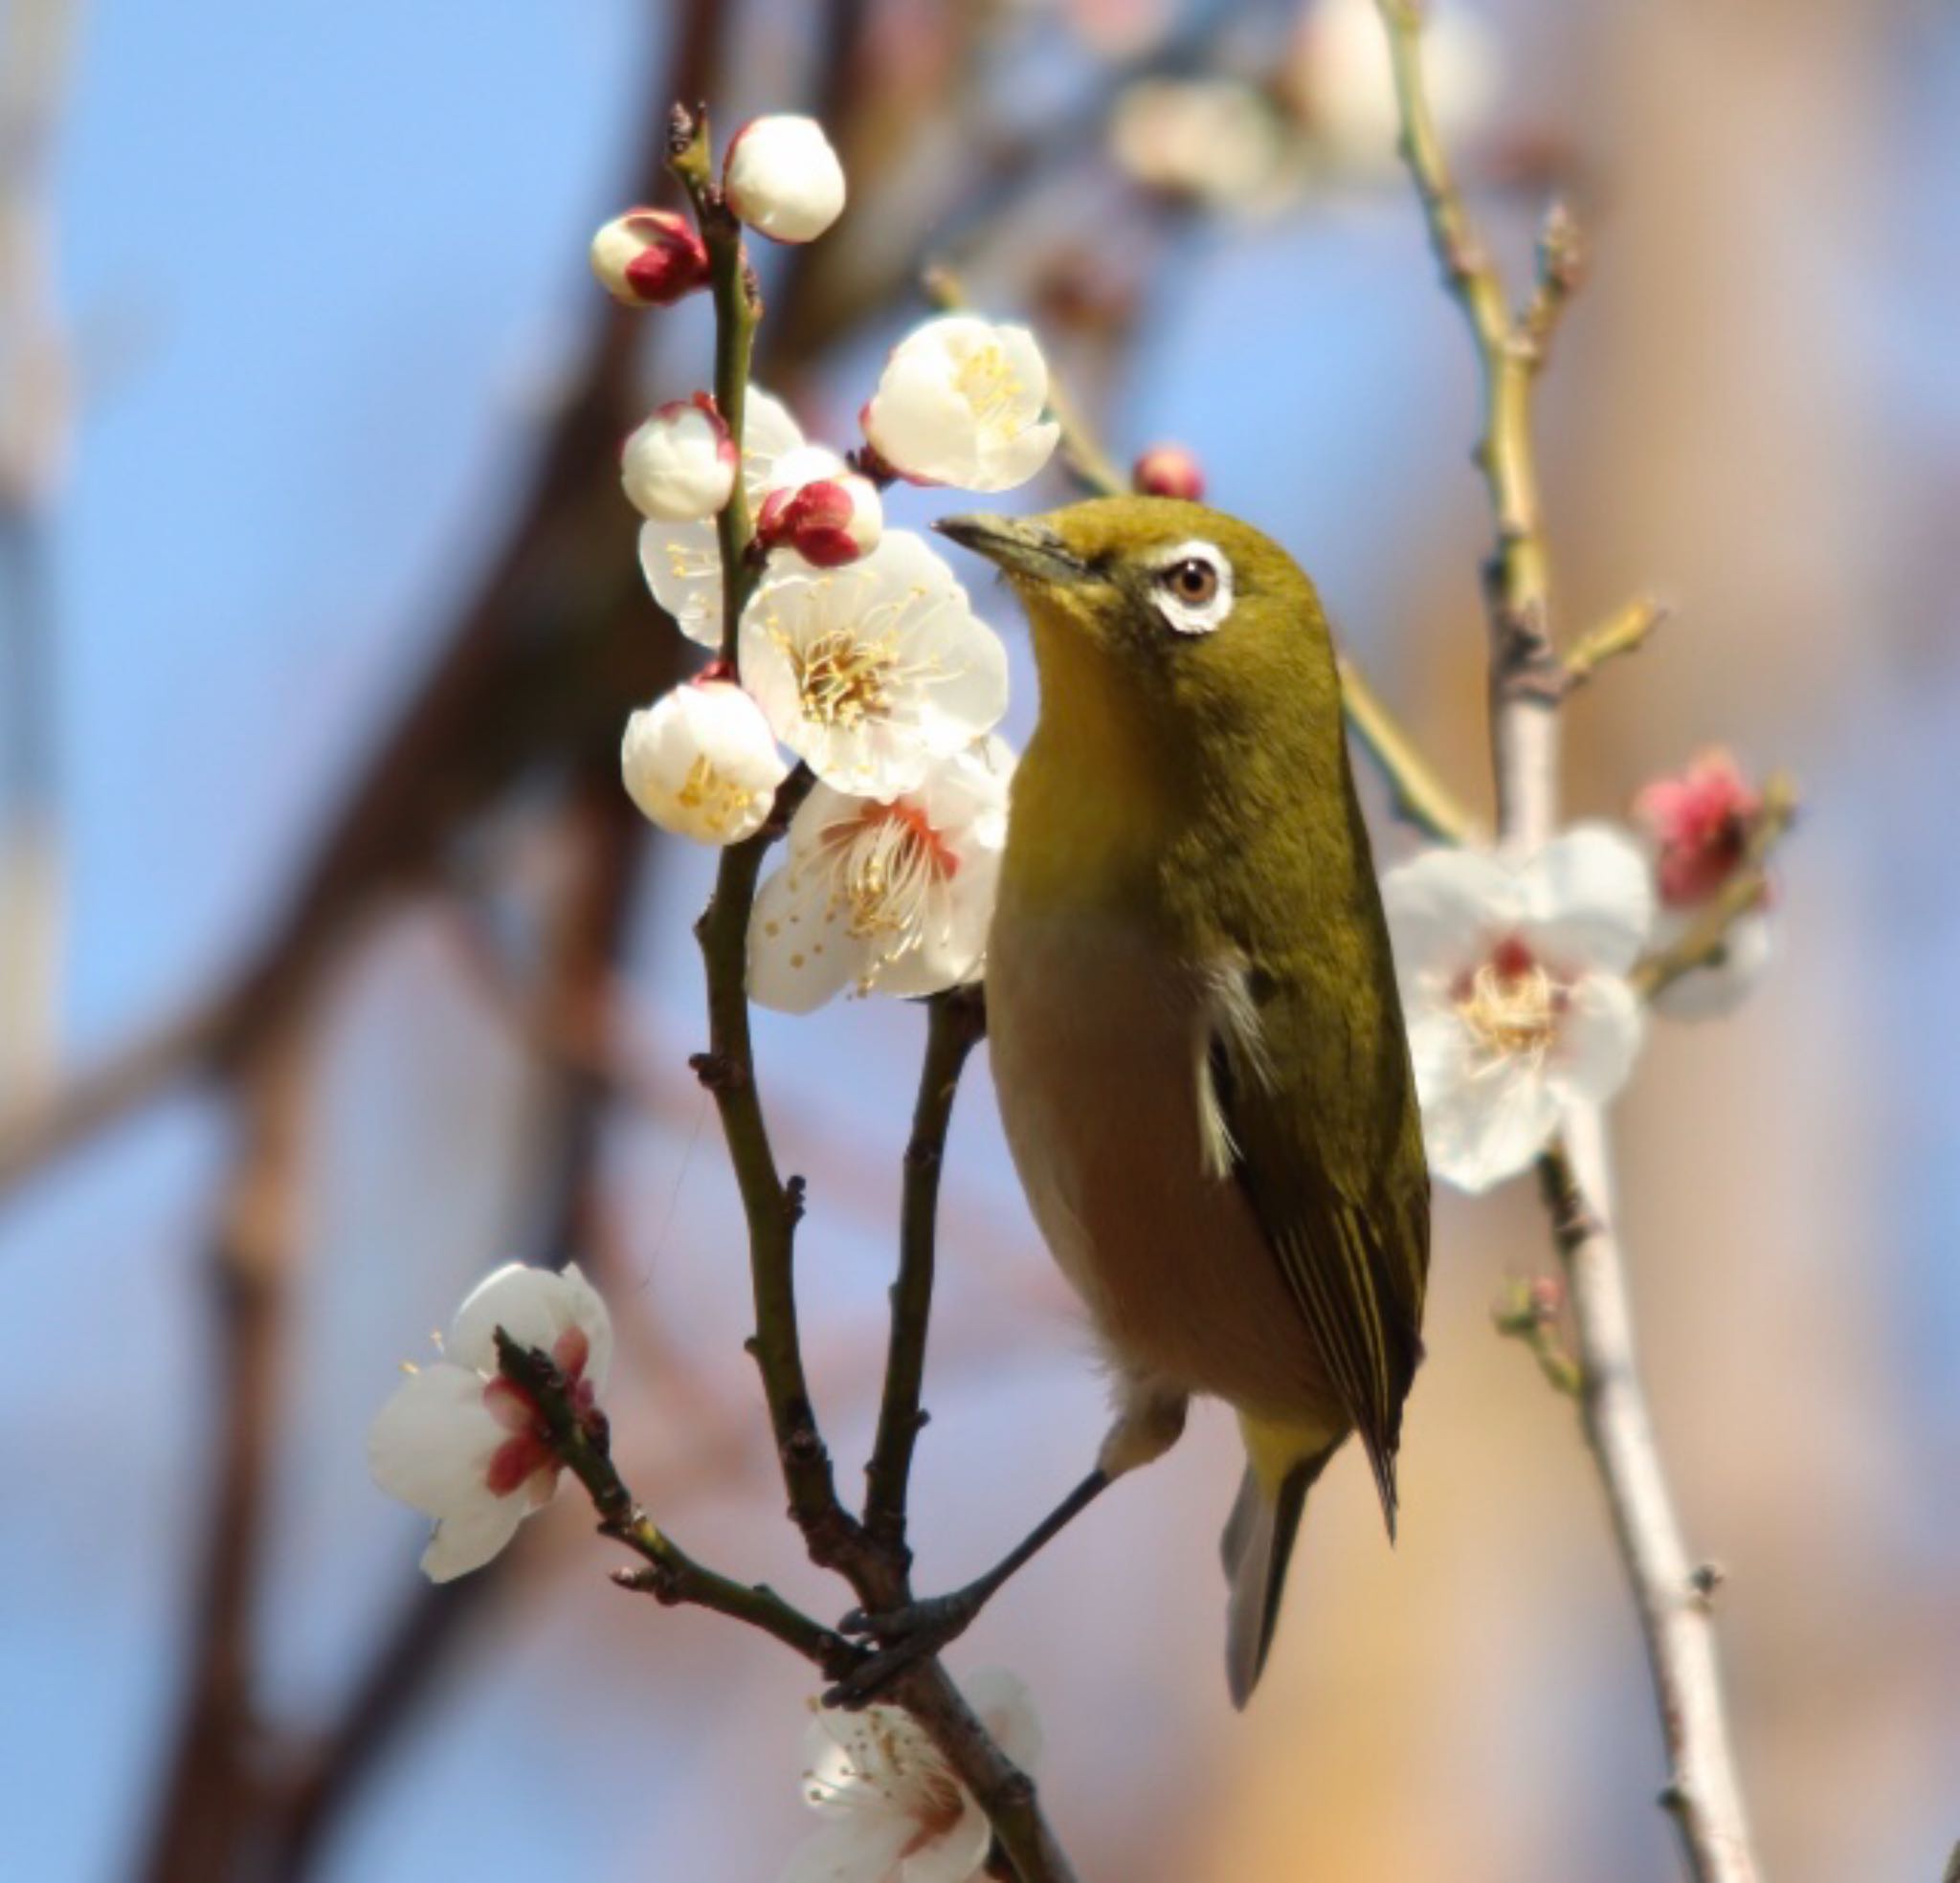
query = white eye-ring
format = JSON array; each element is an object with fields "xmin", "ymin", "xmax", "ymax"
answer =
[{"xmin": 1148, "ymin": 539, "xmax": 1234, "ymax": 636}]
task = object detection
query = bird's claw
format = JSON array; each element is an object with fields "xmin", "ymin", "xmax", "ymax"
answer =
[{"xmin": 821, "ymin": 1590, "xmax": 983, "ymax": 1710}]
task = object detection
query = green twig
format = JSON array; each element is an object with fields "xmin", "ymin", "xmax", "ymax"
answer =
[{"xmin": 1563, "ymin": 595, "xmax": 1671, "ymax": 693}]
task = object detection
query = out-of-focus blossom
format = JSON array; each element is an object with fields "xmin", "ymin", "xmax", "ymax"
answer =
[
  {"xmin": 622, "ymin": 394, "xmax": 737, "ymax": 522},
  {"xmin": 1288, "ymin": 0, "xmax": 1497, "ymax": 178},
  {"xmin": 1383, "ymin": 827, "xmax": 1655, "ymax": 1193},
  {"xmin": 861, "ymin": 317, "xmax": 1060, "ymax": 493},
  {"xmin": 1108, "ymin": 77, "xmax": 1289, "ymax": 208},
  {"xmin": 368, "ymin": 1263, "xmax": 612, "ymax": 1582},
  {"xmin": 641, "ymin": 388, "xmax": 812, "ymax": 646},
  {"xmin": 1062, "ymin": 0, "xmax": 1174, "ymax": 58},
  {"xmin": 724, "ymin": 115, "xmax": 847, "ymax": 244},
  {"xmin": 589, "ymin": 207, "xmax": 710, "ymax": 308},
  {"xmin": 749, "ymin": 737, "xmax": 1013, "ymax": 1012},
  {"xmin": 620, "ymin": 680, "xmax": 790, "ymax": 846},
  {"xmin": 758, "ymin": 467, "xmax": 884, "ymax": 568},
  {"xmin": 739, "ymin": 530, "xmax": 1008, "ymax": 798},
  {"xmin": 1633, "ymin": 750, "xmax": 1772, "ymax": 1020},
  {"xmin": 1131, "ymin": 442, "xmax": 1206, "ymax": 501},
  {"xmin": 780, "ymin": 1667, "xmax": 1041, "ymax": 1882}
]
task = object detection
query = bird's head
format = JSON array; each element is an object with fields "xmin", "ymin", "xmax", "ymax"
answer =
[{"xmin": 935, "ymin": 498, "xmax": 1340, "ymax": 751}]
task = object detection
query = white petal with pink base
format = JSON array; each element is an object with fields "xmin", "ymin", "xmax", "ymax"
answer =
[
  {"xmin": 780, "ymin": 1667, "xmax": 1042, "ymax": 1883},
  {"xmin": 749, "ymin": 737, "xmax": 1013, "ymax": 1012},
  {"xmin": 1383, "ymin": 825, "xmax": 1655, "ymax": 1194},
  {"xmin": 368, "ymin": 1262, "xmax": 612, "ymax": 1582}
]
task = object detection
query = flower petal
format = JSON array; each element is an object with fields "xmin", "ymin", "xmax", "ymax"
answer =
[
  {"xmin": 368, "ymin": 1362, "xmax": 501, "ymax": 1517},
  {"xmin": 962, "ymin": 1667, "xmax": 1043, "ymax": 1771},
  {"xmin": 446, "ymin": 1261, "xmax": 613, "ymax": 1388},
  {"xmin": 749, "ymin": 835, "xmax": 866, "ymax": 1014},
  {"xmin": 419, "ymin": 1493, "xmax": 528, "ymax": 1584},
  {"xmin": 1548, "ymin": 973, "xmax": 1644, "ymax": 1109},
  {"xmin": 1380, "ymin": 845, "xmax": 1521, "ymax": 986},
  {"xmin": 1411, "ymin": 1014, "xmax": 1563, "ymax": 1194},
  {"xmin": 973, "ymin": 418, "xmax": 1060, "ymax": 494},
  {"xmin": 901, "ymin": 1804, "xmax": 992, "ymax": 1883},
  {"xmin": 639, "ymin": 517, "xmax": 725, "ymax": 650},
  {"xmin": 779, "ymin": 1810, "xmax": 919, "ymax": 1883},
  {"xmin": 1517, "ymin": 824, "xmax": 1655, "ymax": 974}
]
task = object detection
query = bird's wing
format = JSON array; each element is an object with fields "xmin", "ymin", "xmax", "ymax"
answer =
[{"xmin": 1205, "ymin": 961, "xmax": 1430, "ymax": 1537}]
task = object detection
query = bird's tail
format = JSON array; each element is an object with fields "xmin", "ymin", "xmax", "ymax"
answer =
[{"xmin": 1220, "ymin": 1433, "xmax": 1336, "ymax": 1709}]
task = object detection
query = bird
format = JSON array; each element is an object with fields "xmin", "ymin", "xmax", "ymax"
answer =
[{"xmin": 833, "ymin": 498, "xmax": 1429, "ymax": 1711}]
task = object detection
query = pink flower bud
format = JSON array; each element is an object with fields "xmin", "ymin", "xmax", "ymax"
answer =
[
  {"xmin": 1132, "ymin": 442, "xmax": 1206, "ymax": 501},
  {"xmin": 1632, "ymin": 750, "xmax": 1762, "ymax": 909},
  {"xmin": 621, "ymin": 393, "xmax": 738, "ymax": 522},
  {"xmin": 589, "ymin": 209, "xmax": 710, "ymax": 308},
  {"xmin": 756, "ymin": 471, "xmax": 883, "ymax": 568},
  {"xmin": 724, "ymin": 115, "xmax": 847, "ymax": 245}
]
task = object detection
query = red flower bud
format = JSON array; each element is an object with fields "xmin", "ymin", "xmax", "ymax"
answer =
[
  {"xmin": 590, "ymin": 209, "xmax": 710, "ymax": 309},
  {"xmin": 1132, "ymin": 442, "xmax": 1206, "ymax": 501}
]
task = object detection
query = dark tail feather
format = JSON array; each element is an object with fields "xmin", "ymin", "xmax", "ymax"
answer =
[{"xmin": 1220, "ymin": 1450, "xmax": 1332, "ymax": 1709}]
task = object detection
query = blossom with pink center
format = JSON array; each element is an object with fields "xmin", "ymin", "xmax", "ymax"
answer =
[
  {"xmin": 724, "ymin": 114, "xmax": 847, "ymax": 245},
  {"xmin": 622, "ymin": 393, "xmax": 738, "ymax": 522},
  {"xmin": 1632, "ymin": 749, "xmax": 1772, "ymax": 1020},
  {"xmin": 757, "ymin": 466, "xmax": 883, "ymax": 568},
  {"xmin": 1382, "ymin": 826, "xmax": 1655, "ymax": 1193},
  {"xmin": 589, "ymin": 207, "xmax": 710, "ymax": 308},
  {"xmin": 780, "ymin": 1667, "xmax": 1041, "ymax": 1883},
  {"xmin": 748, "ymin": 737, "xmax": 1013, "ymax": 1012},
  {"xmin": 368, "ymin": 1263, "xmax": 613, "ymax": 1581},
  {"xmin": 1131, "ymin": 442, "xmax": 1206, "ymax": 500}
]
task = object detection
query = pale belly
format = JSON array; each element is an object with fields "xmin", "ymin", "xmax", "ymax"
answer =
[{"xmin": 988, "ymin": 904, "xmax": 1342, "ymax": 1429}]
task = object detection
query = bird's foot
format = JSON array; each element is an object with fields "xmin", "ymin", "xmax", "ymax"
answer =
[{"xmin": 822, "ymin": 1588, "xmax": 987, "ymax": 1710}]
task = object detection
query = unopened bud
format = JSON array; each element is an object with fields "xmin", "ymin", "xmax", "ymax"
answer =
[
  {"xmin": 590, "ymin": 209, "xmax": 710, "ymax": 308},
  {"xmin": 621, "ymin": 394, "xmax": 737, "ymax": 522},
  {"xmin": 723, "ymin": 115, "xmax": 847, "ymax": 245},
  {"xmin": 1132, "ymin": 442, "xmax": 1206, "ymax": 501},
  {"xmin": 757, "ymin": 470, "xmax": 883, "ymax": 568}
]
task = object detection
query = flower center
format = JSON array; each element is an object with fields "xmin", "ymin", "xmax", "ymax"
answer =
[
  {"xmin": 791, "ymin": 627, "xmax": 895, "ymax": 728},
  {"xmin": 480, "ymin": 1326, "xmax": 592, "ymax": 1500},
  {"xmin": 953, "ymin": 343, "xmax": 1025, "ymax": 437},
  {"xmin": 825, "ymin": 803, "xmax": 956, "ymax": 950},
  {"xmin": 1455, "ymin": 936, "xmax": 1566, "ymax": 1065},
  {"xmin": 676, "ymin": 753, "xmax": 759, "ymax": 835}
]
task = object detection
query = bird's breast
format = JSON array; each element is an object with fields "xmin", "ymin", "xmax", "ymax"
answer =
[{"xmin": 987, "ymin": 899, "xmax": 1339, "ymax": 1427}]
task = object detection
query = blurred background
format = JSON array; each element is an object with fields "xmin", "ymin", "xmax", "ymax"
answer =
[{"xmin": 1, "ymin": 0, "xmax": 1955, "ymax": 1877}]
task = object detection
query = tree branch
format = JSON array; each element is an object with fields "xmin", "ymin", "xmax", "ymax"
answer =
[{"xmin": 1378, "ymin": 5, "xmax": 1762, "ymax": 1877}]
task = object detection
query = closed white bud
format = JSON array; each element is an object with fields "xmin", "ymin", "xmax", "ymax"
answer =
[
  {"xmin": 723, "ymin": 115, "xmax": 847, "ymax": 244},
  {"xmin": 621, "ymin": 394, "xmax": 738, "ymax": 522}
]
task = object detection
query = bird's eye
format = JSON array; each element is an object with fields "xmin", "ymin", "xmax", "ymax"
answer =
[{"xmin": 1162, "ymin": 558, "xmax": 1218, "ymax": 606}]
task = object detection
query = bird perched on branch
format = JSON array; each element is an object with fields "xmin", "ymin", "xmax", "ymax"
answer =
[{"xmin": 835, "ymin": 498, "xmax": 1429, "ymax": 1710}]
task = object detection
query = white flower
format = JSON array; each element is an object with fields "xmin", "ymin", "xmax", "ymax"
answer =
[
  {"xmin": 861, "ymin": 316, "xmax": 1060, "ymax": 493},
  {"xmin": 782, "ymin": 1668, "xmax": 1041, "ymax": 1883},
  {"xmin": 1108, "ymin": 77, "xmax": 1288, "ymax": 207},
  {"xmin": 757, "ymin": 466, "xmax": 884, "ymax": 568},
  {"xmin": 749, "ymin": 737, "xmax": 1013, "ymax": 1012},
  {"xmin": 368, "ymin": 1263, "xmax": 612, "ymax": 1582},
  {"xmin": 1383, "ymin": 826, "xmax": 1656, "ymax": 1194},
  {"xmin": 724, "ymin": 115, "xmax": 847, "ymax": 244},
  {"xmin": 622, "ymin": 394, "xmax": 738, "ymax": 522},
  {"xmin": 739, "ymin": 530, "xmax": 1008, "ymax": 798},
  {"xmin": 589, "ymin": 207, "xmax": 710, "ymax": 307},
  {"xmin": 640, "ymin": 388, "xmax": 823, "ymax": 648},
  {"xmin": 621, "ymin": 680, "xmax": 790, "ymax": 845},
  {"xmin": 1289, "ymin": 0, "xmax": 1498, "ymax": 179}
]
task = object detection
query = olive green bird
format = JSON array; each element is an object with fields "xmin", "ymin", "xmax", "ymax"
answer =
[{"xmin": 835, "ymin": 498, "xmax": 1429, "ymax": 1711}]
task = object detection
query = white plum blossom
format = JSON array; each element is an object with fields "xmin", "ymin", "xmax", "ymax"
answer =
[
  {"xmin": 1289, "ymin": 0, "xmax": 1497, "ymax": 179},
  {"xmin": 621, "ymin": 679, "xmax": 790, "ymax": 846},
  {"xmin": 739, "ymin": 530, "xmax": 1008, "ymax": 798},
  {"xmin": 1633, "ymin": 750, "xmax": 1772, "ymax": 1021},
  {"xmin": 1383, "ymin": 826, "xmax": 1656, "ymax": 1194},
  {"xmin": 368, "ymin": 1263, "xmax": 613, "ymax": 1582},
  {"xmin": 757, "ymin": 465, "xmax": 884, "ymax": 568},
  {"xmin": 622, "ymin": 394, "xmax": 738, "ymax": 522},
  {"xmin": 724, "ymin": 115, "xmax": 848, "ymax": 244},
  {"xmin": 861, "ymin": 316, "xmax": 1060, "ymax": 493},
  {"xmin": 640, "ymin": 389, "xmax": 828, "ymax": 647},
  {"xmin": 589, "ymin": 207, "xmax": 710, "ymax": 307},
  {"xmin": 781, "ymin": 1667, "xmax": 1042, "ymax": 1883},
  {"xmin": 749, "ymin": 737, "xmax": 1013, "ymax": 1012},
  {"xmin": 1108, "ymin": 76, "xmax": 1288, "ymax": 207}
]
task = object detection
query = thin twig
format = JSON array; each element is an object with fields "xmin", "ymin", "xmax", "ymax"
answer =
[
  {"xmin": 1378, "ymin": 5, "xmax": 1762, "ymax": 1877},
  {"xmin": 1563, "ymin": 595, "xmax": 1671, "ymax": 693}
]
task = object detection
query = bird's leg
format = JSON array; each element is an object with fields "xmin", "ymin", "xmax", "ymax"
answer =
[{"xmin": 824, "ymin": 1382, "xmax": 1187, "ymax": 1709}]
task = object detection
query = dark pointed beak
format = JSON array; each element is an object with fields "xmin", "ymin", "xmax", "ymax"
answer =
[{"xmin": 934, "ymin": 513, "xmax": 1090, "ymax": 586}]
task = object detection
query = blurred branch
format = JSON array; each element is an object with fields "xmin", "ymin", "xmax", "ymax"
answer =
[
  {"xmin": 1562, "ymin": 594, "xmax": 1670, "ymax": 694},
  {"xmin": 1378, "ymin": 5, "xmax": 1762, "ymax": 1879}
]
